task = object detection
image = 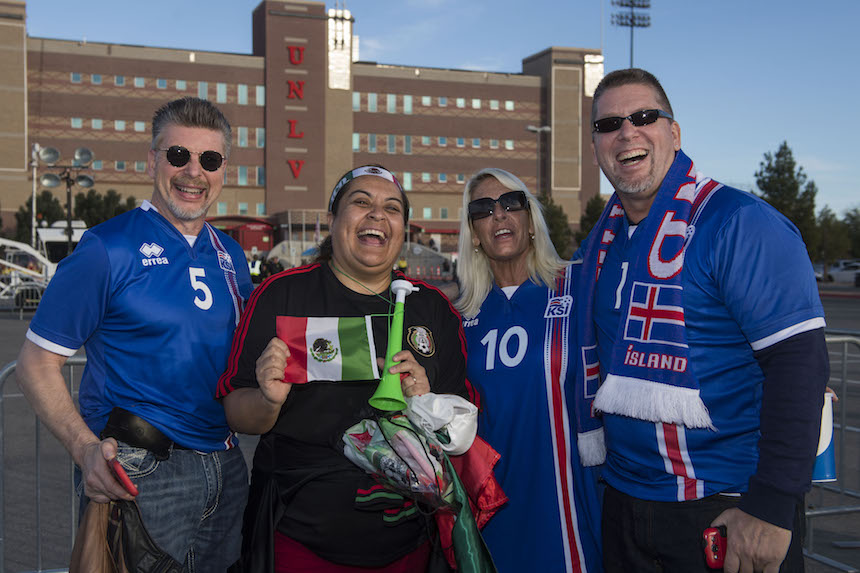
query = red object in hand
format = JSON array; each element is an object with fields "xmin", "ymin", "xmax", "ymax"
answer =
[
  {"xmin": 703, "ymin": 525, "xmax": 726, "ymax": 569},
  {"xmin": 109, "ymin": 458, "xmax": 139, "ymax": 496}
]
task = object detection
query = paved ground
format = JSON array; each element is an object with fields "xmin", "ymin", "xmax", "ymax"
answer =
[{"xmin": 0, "ymin": 283, "xmax": 858, "ymax": 572}]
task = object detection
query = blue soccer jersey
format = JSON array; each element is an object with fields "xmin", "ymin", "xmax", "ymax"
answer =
[
  {"xmin": 27, "ymin": 202, "xmax": 252, "ymax": 451},
  {"xmin": 593, "ymin": 187, "xmax": 825, "ymax": 501},
  {"xmin": 463, "ymin": 267, "xmax": 602, "ymax": 573}
]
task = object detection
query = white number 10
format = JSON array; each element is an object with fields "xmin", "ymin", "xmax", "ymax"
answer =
[{"xmin": 480, "ymin": 326, "xmax": 528, "ymax": 370}]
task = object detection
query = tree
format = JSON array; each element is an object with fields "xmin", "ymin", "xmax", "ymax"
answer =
[
  {"xmin": 844, "ymin": 207, "xmax": 860, "ymax": 258},
  {"xmin": 14, "ymin": 190, "xmax": 65, "ymax": 243},
  {"xmin": 754, "ymin": 141, "xmax": 818, "ymax": 258},
  {"xmin": 74, "ymin": 188, "xmax": 137, "ymax": 228},
  {"xmin": 574, "ymin": 194, "xmax": 607, "ymax": 245},
  {"xmin": 815, "ymin": 206, "xmax": 850, "ymax": 269},
  {"xmin": 538, "ymin": 194, "xmax": 574, "ymax": 259}
]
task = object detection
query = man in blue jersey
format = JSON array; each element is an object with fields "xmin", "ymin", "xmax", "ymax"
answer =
[
  {"xmin": 578, "ymin": 69, "xmax": 828, "ymax": 573},
  {"xmin": 16, "ymin": 97, "xmax": 253, "ymax": 570}
]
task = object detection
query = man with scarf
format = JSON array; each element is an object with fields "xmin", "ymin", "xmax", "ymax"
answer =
[{"xmin": 578, "ymin": 68, "xmax": 828, "ymax": 572}]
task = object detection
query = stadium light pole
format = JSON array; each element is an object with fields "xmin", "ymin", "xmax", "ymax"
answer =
[
  {"xmin": 611, "ymin": 0, "xmax": 651, "ymax": 68},
  {"xmin": 526, "ymin": 125, "xmax": 551, "ymax": 196},
  {"xmin": 37, "ymin": 147, "xmax": 95, "ymax": 256}
]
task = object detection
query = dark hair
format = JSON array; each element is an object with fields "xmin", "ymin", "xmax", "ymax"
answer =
[
  {"xmin": 591, "ymin": 68, "xmax": 674, "ymax": 125},
  {"xmin": 151, "ymin": 97, "xmax": 232, "ymax": 157},
  {"xmin": 314, "ymin": 164, "xmax": 410, "ymax": 263}
]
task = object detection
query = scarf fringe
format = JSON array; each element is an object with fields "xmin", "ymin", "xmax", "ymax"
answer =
[
  {"xmin": 594, "ymin": 374, "xmax": 715, "ymax": 430},
  {"xmin": 577, "ymin": 427, "xmax": 606, "ymax": 467}
]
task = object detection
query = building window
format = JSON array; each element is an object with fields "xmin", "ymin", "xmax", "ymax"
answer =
[
  {"xmin": 256, "ymin": 127, "xmax": 265, "ymax": 148},
  {"xmin": 368, "ymin": 134, "xmax": 377, "ymax": 153},
  {"xmin": 135, "ymin": 161, "xmax": 146, "ymax": 172},
  {"xmin": 440, "ymin": 207, "xmax": 449, "ymax": 219},
  {"xmin": 409, "ymin": 207, "xmax": 414, "ymax": 219},
  {"xmin": 134, "ymin": 121, "xmax": 145, "ymax": 132},
  {"xmin": 256, "ymin": 202, "xmax": 266, "ymax": 216},
  {"xmin": 490, "ymin": 99, "xmax": 499, "ymax": 110},
  {"xmin": 505, "ymin": 139, "xmax": 514, "ymax": 150},
  {"xmin": 404, "ymin": 135, "xmax": 412, "ymax": 154},
  {"xmin": 438, "ymin": 173, "xmax": 447, "ymax": 183},
  {"xmin": 92, "ymin": 159, "xmax": 103, "ymax": 170},
  {"xmin": 387, "ymin": 135, "xmax": 396, "ymax": 154},
  {"xmin": 176, "ymin": 79, "xmax": 186, "ymax": 90},
  {"xmin": 490, "ymin": 138, "xmax": 499, "ymax": 149},
  {"xmin": 352, "ymin": 91, "xmax": 361, "ymax": 111},
  {"xmin": 423, "ymin": 207, "xmax": 432, "ymax": 219},
  {"xmin": 237, "ymin": 127, "xmax": 248, "ymax": 148},
  {"xmin": 216, "ymin": 83, "xmax": 227, "ymax": 103},
  {"xmin": 438, "ymin": 96, "xmax": 447, "ymax": 107},
  {"xmin": 367, "ymin": 93, "xmax": 377, "ymax": 112},
  {"xmin": 91, "ymin": 118, "xmax": 103, "ymax": 130},
  {"xmin": 115, "ymin": 160, "xmax": 126, "ymax": 171},
  {"xmin": 257, "ymin": 166, "xmax": 266, "ymax": 186},
  {"xmin": 456, "ymin": 137, "xmax": 465, "ymax": 148},
  {"xmin": 71, "ymin": 118, "xmax": 83, "ymax": 129},
  {"xmin": 134, "ymin": 77, "xmax": 145, "ymax": 88},
  {"xmin": 456, "ymin": 98, "xmax": 465, "ymax": 108},
  {"xmin": 352, "ymin": 133, "xmax": 360, "ymax": 151},
  {"xmin": 421, "ymin": 135, "xmax": 431, "ymax": 145},
  {"xmin": 256, "ymin": 85, "xmax": 265, "ymax": 106},
  {"xmin": 505, "ymin": 100, "xmax": 515, "ymax": 111},
  {"xmin": 403, "ymin": 95, "xmax": 413, "ymax": 115},
  {"xmin": 115, "ymin": 120, "xmax": 126, "ymax": 131},
  {"xmin": 91, "ymin": 74, "xmax": 102, "ymax": 85},
  {"xmin": 456, "ymin": 173, "xmax": 465, "ymax": 183},
  {"xmin": 238, "ymin": 166, "xmax": 248, "ymax": 186},
  {"xmin": 472, "ymin": 138, "xmax": 481, "ymax": 148},
  {"xmin": 114, "ymin": 75, "xmax": 125, "ymax": 86},
  {"xmin": 70, "ymin": 72, "xmax": 81, "ymax": 83},
  {"xmin": 157, "ymin": 78, "xmax": 167, "ymax": 89},
  {"xmin": 387, "ymin": 94, "xmax": 396, "ymax": 113},
  {"xmin": 421, "ymin": 96, "xmax": 431, "ymax": 106},
  {"xmin": 238, "ymin": 202, "xmax": 248, "ymax": 215},
  {"xmin": 421, "ymin": 172, "xmax": 431, "ymax": 183},
  {"xmin": 217, "ymin": 202, "xmax": 227, "ymax": 215},
  {"xmin": 438, "ymin": 136, "xmax": 447, "ymax": 147},
  {"xmin": 402, "ymin": 172, "xmax": 412, "ymax": 191},
  {"xmin": 197, "ymin": 81, "xmax": 208, "ymax": 99},
  {"xmin": 238, "ymin": 84, "xmax": 248, "ymax": 105},
  {"xmin": 472, "ymin": 98, "xmax": 481, "ymax": 109}
]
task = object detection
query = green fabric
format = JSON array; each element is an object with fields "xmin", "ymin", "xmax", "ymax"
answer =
[{"xmin": 441, "ymin": 453, "xmax": 497, "ymax": 573}]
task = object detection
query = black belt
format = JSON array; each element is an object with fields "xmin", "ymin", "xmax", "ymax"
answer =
[{"xmin": 100, "ymin": 407, "xmax": 189, "ymax": 461}]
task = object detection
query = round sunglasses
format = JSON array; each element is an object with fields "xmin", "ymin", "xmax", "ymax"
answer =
[
  {"xmin": 468, "ymin": 190, "xmax": 528, "ymax": 221},
  {"xmin": 592, "ymin": 109, "xmax": 673, "ymax": 134},
  {"xmin": 157, "ymin": 145, "xmax": 224, "ymax": 172}
]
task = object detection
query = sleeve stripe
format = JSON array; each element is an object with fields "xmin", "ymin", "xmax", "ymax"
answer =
[
  {"xmin": 750, "ymin": 317, "xmax": 827, "ymax": 351},
  {"xmin": 25, "ymin": 329, "xmax": 78, "ymax": 357}
]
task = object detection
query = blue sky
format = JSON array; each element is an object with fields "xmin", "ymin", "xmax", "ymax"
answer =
[{"xmin": 27, "ymin": 0, "xmax": 858, "ymax": 216}]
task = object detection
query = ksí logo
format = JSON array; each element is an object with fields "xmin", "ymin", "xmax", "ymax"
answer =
[{"xmin": 139, "ymin": 243, "xmax": 169, "ymax": 267}]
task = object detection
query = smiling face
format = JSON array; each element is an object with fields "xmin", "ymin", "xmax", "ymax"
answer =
[
  {"xmin": 146, "ymin": 124, "xmax": 227, "ymax": 235},
  {"xmin": 328, "ymin": 175, "xmax": 406, "ymax": 289},
  {"xmin": 470, "ymin": 176, "xmax": 534, "ymax": 285},
  {"xmin": 592, "ymin": 83, "xmax": 681, "ymax": 220}
]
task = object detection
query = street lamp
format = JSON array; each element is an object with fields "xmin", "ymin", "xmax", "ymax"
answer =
[
  {"xmin": 526, "ymin": 125, "xmax": 551, "ymax": 196},
  {"xmin": 35, "ymin": 147, "xmax": 95, "ymax": 256}
]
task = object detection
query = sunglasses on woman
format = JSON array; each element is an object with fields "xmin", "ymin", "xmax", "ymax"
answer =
[
  {"xmin": 157, "ymin": 145, "xmax": 224, "ymax": 172},
  {"xmin": 592, "ymin": 109, "xmax": 673, "ymax": 134},
  {"xmin": 468, "ymin": 190, "xmax": 528, "ymax": 221}
]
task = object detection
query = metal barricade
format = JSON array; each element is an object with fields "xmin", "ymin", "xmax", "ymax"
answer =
[
  {"xmin": 10, "ymin": 284, "xmax": 43, "ymax": 321},
  {"xmin": 0, "ymin": 356, "xmax": 85, "ymax": 573},
  {"xmin": 804, "ymin": 332, "xmax": 860, "ymax": 572}
]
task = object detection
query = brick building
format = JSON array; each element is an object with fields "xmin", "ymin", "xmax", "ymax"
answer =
[{"xmin": 0, "ymin": 0, "xmax": 603, "ymax": 263}]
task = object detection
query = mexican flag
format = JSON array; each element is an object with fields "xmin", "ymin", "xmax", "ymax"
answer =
[{"xmin": 276, "ymin": 316, "xmax": 380, "ymax": 383}]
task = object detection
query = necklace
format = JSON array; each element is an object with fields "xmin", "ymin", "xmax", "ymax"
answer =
[{"xmin": 330, "ymin": 262, "xmax": 394, "ymax": 305}]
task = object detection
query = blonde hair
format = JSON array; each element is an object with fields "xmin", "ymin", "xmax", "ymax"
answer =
[{"xmin": 455, "ymin": 168, "xmax": 568, "ymax": 318}]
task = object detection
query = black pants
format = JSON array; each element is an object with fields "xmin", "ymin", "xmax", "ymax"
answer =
[{"xmin": 602, "ymin": 485, "xmax": 806, "ymax": 573}]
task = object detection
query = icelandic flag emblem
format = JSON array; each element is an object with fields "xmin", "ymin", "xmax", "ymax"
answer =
[
  {"xmin": 218, "ymin": 251, "xmax": 236, "ymax": 274},
  {"xmin": 623, "ymin": 282, "xmax": 687, "ymax": 347},
  {"xmin": 544, "ymin": 295, "xmax": 573, "ymax": 319},
  {"xmin": 581, "ymin": 345, "xmax": 600, "ymax": 398}
]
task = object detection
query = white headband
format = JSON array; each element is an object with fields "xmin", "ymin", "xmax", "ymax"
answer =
[{"xmin": 328, "ymin": 166, "xmax": 403, "ymax": 211}]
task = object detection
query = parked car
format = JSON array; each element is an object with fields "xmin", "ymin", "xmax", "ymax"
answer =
[
  {"xmin": 831, "ymin": 260, "xmax": 860, "ymax": 283},
  {"xmin": 812, "ymin": 263, "xmax": 828, "ymax": 282}
]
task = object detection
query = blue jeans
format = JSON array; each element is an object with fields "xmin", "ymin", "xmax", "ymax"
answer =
[{"xmin": 79, "ymin": 443, "xmax": 248, "ymax": 573}]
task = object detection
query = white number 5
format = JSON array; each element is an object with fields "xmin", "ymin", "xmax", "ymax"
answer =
[{"xmin": 189, "ymin": 267, "xmax": 213, "ymax": 310}]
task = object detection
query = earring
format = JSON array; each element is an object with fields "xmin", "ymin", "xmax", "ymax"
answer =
[
  {"xmin": 530, "ymin": 233, "xmax": 535, "ymax": 241},
  {"xmin": 474, "ymin": 247, "xmax": 479, "ymax": 253}
]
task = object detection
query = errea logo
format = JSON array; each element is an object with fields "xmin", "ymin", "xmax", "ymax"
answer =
[{"xmin": 139, "ymin": 243, "xmax": 169, "ymax": 267}]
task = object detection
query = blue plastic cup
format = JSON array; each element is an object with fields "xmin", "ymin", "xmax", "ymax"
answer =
[{"xmin": 812, "ymin": 393, "xmax": 836, "ymax": 483}]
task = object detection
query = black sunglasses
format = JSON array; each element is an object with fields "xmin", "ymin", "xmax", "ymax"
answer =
[
  {"xmin": 468, "ymin": 190, "xmax": 528, "ymax": 221},
  {"xmin": 158, "ymin": 145, "xmax": 224, "ymax": 172},
  {"xmin": 592, "ymin": 109, "xmax": 673, "ymax": 134}
]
